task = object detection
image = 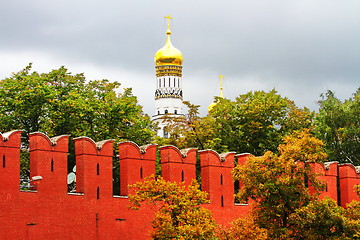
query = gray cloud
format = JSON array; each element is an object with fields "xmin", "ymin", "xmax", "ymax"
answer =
[{"xmin": 0, "ymin": 0, "xmax": 359, "ymax": 115}]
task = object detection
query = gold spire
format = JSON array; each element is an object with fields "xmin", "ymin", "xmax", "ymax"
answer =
[
  {"xmin": 154, "ymin": 15, "xmax": 183, "ymax": 66},
  {"xmin": 208, "ymin": 75, "xmax": 225, "ymax": 112},
  {"xmin": 219, "ymin": 75, "xmax": 224, "ymax": 98}
]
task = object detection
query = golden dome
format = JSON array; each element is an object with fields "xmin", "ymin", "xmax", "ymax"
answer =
[
  {"xmin": 208, "ymin": 102, "xmax": 217, "ymax": 112},
  {"xmin": 154, "ymin": 28, "xmax": 183, "ymax": 66}
]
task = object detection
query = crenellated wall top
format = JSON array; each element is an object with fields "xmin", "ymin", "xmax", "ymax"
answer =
[
  {"xmin": 199, "ymin": 149, "xmax": 235, "ymax": 168},
  {"xmin": 74, "ymin": 136, "xmax": 114, "ymax": 156},
  {"xmin": 0, "ymin": 130, "xmax": 22, "ymax": 147},
  {"xmin": 339, "ymin": 163, "xmax": 360, "ymax": 178},
  {"xmin": 118, "ymin": 141, "xmax": 157, "ymax": 160},
  {"xmin": 29, "ymin": 132, "xmax": 69, "ymax": 152},
  {"xmin": 160, "ymin": 145, "xmax": 197, "ymax": 164}
]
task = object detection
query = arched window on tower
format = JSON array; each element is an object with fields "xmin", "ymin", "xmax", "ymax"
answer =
[
  {"xmin": 164, "ymin": 109, "xmax": 168, "ymax": 114},
  {"xmin": 163, "ymin": 128, "xmax": 169, "ymax": 139},
  {"xmin": 174, "ymin": 110, "xmax": 177, "ymax": 114}
]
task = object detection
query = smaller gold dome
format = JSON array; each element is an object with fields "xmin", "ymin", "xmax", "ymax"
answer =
[
  {"xmin": 154, "ymin": 33, "xmax": 183, "ymax": 66},
  {"xmin": 208, "ymin": 102, "xmax": 217, "ymax": 112}
]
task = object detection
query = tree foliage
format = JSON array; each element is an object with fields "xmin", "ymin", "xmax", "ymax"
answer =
[
  {"xmin": 0, "ymin": 64, "xmax": 154, "ymax": 144},
  {"xmin": 233, "ymin": 130, "xmax": 326, "ymax": 239},
  {"xmin": 216, "ymin": 216, "xmax": 268, "ymax": 240},
  {"xmin": 289, "ymin": 197, "xmax": 360, "ymax": 239},
  {"xmin": 278, "ymin": 129, "xmax": 327, "ymax": 162},
  {"xmin": 155, "ymin": 101, "xmax": 221, "ymax": 150},
  {"xmin": 129, "ymin": 176, "xmax": 217, "ymax": 240},
  {"xmin": 159, "ymin": 90, "xmax": 313, "ymax": 155},
  {"xmin": 355, "ymin": 185, "xmax": 360, "ymax": 197},
  {"xmin": 210, "ymin": 90, "xmax": 314, "ymax": 155},
  {"xmin": 315, "ymin": 89, "xmax": 360, "ymax": 165}
]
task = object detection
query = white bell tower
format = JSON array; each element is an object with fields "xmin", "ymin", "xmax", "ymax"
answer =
[{"xmin": 152, "ymin": 15, "xmax": 184, "ymax": 138}]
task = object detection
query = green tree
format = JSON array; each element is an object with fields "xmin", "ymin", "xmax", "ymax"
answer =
[
  {"xmin": 129, "ymin": 176, "xmax": 217, "ymax": 240},
  {"xmin": 0, "ymin": 64, "xmax": 154, "ymax": 144},
  {"xmin": 233, "ymin": 130, "xmax": 326, "ymax": 239},
  {"xmin": 161, "ymin": 90, "xmax": 314, "ymax": 155},
  {"xmin": 155, "ymin": 101, "xmax": 221, "ymax": 151},
  {"xmin": 314, "ymin": 89, "xmax": 360, "ymax": 165},
  {"xmin": 210, "ymin": 90, "xmax": 314, "ymax": 155}
]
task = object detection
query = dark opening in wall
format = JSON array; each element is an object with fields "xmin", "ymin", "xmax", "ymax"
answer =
[
  {"xmin": 67, "ymin": 137, "xmax": 76, "ymax": 193},
  {"xmin": 140, "ymin": 167, "xmax": 143, "ymax": 179},
  {"xmin": 234, "ymin": 180, "xmax": 240, "ymax": 204},
  {"xmin": 221, "ymin": 195, "xmax": 224, "ymax": 207},
  {"xmin": 97, "ymin": 187, "xmax": 100, "ymax": 199},
  {"xmin": 112, "ymin": 153, "xmax": 120, "ymax": 196},
  {"xmin": 2, "ymin": 155, "xmax": 5, "ymax": 168},
  {"xmin": 51, "ymin": 159, "xmax": 54, "ymax": 172},
  {"xmin": 97, "ymin": 163, "xmax": 100, "ymax": 175},
  {"xmin": 181, "ymin": 170, "xmax": 184, "ymax": 182}
]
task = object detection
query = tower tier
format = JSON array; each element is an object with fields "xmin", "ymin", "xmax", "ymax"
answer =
[{"xmin": 156, "ymin": 65, "xmax": 182, "ymax": 77}]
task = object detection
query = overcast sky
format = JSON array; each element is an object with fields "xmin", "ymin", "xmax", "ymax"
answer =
[{"xmin": 1, "ymin": 0, "xmax": 359, "ymax": 116}]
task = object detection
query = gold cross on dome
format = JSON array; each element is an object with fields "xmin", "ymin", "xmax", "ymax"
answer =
[{"xmin": 164, "ymin": 15, "xmax": 173, "ymax": 32}]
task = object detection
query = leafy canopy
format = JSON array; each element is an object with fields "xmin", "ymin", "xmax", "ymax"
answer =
[
  {"xmin": 233, "ymin": 129, "xmax": 326, "ymax": 239},
  {"xmin": 158, "ymin": 90, "xmax": 314, "ymax": 156},
  {"xmin": 0, "ymin": 64, "xmax": 154, "ymax": 144},
  {"xmin": 289, "ymin": 197, "xmax": 360, "ymax": 240},
  {"xmin": 216, "ymin": 215, "xmax": 268, "ymax": 240},
  {"xmin": 129, "ymin": 176, "xmax": 217, "ymax": 240},
  {"xmin": 315, "ymin": 89, "xmax": 360, "ymax": 165}
]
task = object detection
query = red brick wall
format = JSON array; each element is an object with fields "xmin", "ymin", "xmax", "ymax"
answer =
[{"xmin": 0, "ymin": 131, "xmax": 359, "ymax": 239}]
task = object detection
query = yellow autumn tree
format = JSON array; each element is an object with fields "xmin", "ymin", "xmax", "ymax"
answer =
[
  {"xmin": 233, "ymin": 129, "xmax": 327, "ymax": 239},
  {"xmin": 128, "ymin": 176, "xmax": 217, "ymax": 240},
  {"xmin": 289, "ymin": 197, "xmax": 360, "ymax": 239},
  {"xmin": 216, "ymin": 216, "xmax": 268, "ymax": 240},
  {"xmin": 279, "ymin": 129, "xmax": 327, "ymax": 163}
]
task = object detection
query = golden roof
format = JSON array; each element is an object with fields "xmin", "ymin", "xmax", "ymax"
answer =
[
  {"xmin": 208, "ymin": 102, "xmax": 217, "ymax": 112},
  {"xmin": 154, "ymin": 15, "xmax": 183, "ymax": 66}
]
